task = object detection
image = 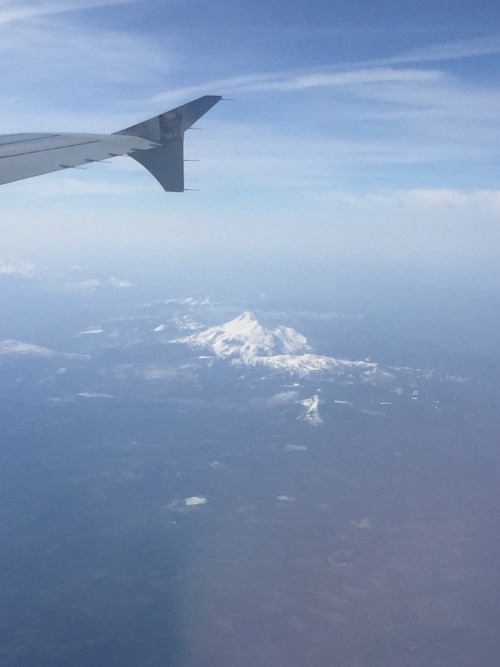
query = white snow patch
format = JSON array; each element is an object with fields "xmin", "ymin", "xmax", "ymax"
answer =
[
  {"xmin": 209, "ymin": 460, "xmax": 227, "ymax": 470},
  {"xmin": 165, "ymin": 297, "xmax": 198, "ymax": 306},
  {"xmin": 276, "ymin": 495, "xmax": 297, "ymax": 503},
  {"xmin": 46, "ymin": 397, "xmax": 74, "ymax": 405},
  {"xmin": 165, "ymin": 297, "xmax": 214, "ymax": 307},
  {"xmin": 251, "ymin": 353, "xmax": 345, "ymax": 377},
  {"xmin": 79, "ymin": 327, "xmax": 104, "ymax": 335},
  {"xmin": 268, "ymin": 391, "xmax": 299, "ymax": 406},
  {"xmin": 143, "ymin": 366, "xmax": 181, "ymax": 381},
  {"xmin": 69, "ymin": 277, "xmax": 131, "ymax": 291},
  {"xmin": 299, "ymin": 395, "xmax": 323, "ymax": 426},
  {"xmin": 171, "ymin": 314, "xmax": 202, "ymax": 332},
  {"xmin": 185, "ymin": 496, "xmax": 207, "ymax": 507},
  {"xmin": 109, "ymin": 278, "xmax": 132, "ymax": 288},
  {"xmin": 77, "ymin": 392, "xmax": 114, "ymax": 399},
  {"xmin": 445, "ymin": 374, "xmax": 469, "ymax": 383}
]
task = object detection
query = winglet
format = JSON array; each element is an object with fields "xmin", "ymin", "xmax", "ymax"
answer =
[{"xmin": 115, "ymin": 95, "xmax": 222, "ymax": 192}]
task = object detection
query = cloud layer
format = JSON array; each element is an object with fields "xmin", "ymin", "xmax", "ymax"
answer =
[{"xmin": 1, "ymin": 3, "xmax": 500, "ymax": 271}]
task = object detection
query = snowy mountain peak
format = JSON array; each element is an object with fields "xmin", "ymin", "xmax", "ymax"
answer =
[
  {"xmin": 222, "ymin": 311, "xmax": 267, "ymax": 339},
  {"xmin": 172, "ymin": 311, "xmax": 310, "ymax": 362},
  {"xmin": 170, "ymin": 312, "xmax": 382, "ymax": 378}
]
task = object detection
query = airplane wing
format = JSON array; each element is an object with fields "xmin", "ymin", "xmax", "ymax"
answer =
[{"xmin": 0, "ymin": 95, "xmax": 222, "ymax": 192}]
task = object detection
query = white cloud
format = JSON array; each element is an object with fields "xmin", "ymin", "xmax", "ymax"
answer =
[
  {"xmin": 0, "ymin": 8, "xmax": 499, "ymax": 274},
  {"xmin": 0, "ymin": 339, "xmax": 54, "ymax": 356},
  {"xmin": 152, "ymin": 66, "xmax": 444, "ymax": 106},
  {"xmin": 392, "ymin": 36, "xmax": 500, "ymax": 65},
  {"xmin": 0, "ymin": 2, "xmax": 176, "ymax": 133},
  {"xmin": 0, "ymin": 258, "xmax": 36, "ymax": 277},
  {"xmin": 401, "ymin": 188, "xmax": 500, "ymax": 209},
  {"xmin": 2, "ymin": 175, "xmax": 146, "ymax": 198},
  {"xmin": 0, "ymin": 0, "xmax": 136, "ymax": 25},
  {"xmin": 79, "ymin": 327, "xmax": 104, "ymax": 335},
  {"xmin": 62, "ymin": 277, "xmax": 132, "ymax": 292},
  {"xmin": 0, "ymin": 20, "xmax": 170, "ymax": 91},
  {"xmin": 325, "ymin": 188, "xmax": 500, "ymax": 212},
  {"xmin": 109, "ymin": 277, "xmax": 132, "ymax": 288},
  {"xmin": 226, "ymin": 67, "xmax": 444, "ymax": 93},
  {"xmin": 147, "ymin": 59, "xmax": 500, "ymax": 201}
]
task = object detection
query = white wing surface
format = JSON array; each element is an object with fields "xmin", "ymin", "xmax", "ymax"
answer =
[{"xmin": 0, "ymin": 96, "xmax": 222, "ymax": 192}]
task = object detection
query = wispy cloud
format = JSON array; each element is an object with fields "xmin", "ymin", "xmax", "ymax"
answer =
[
  {"xmin": 152, "ymin": 67, "xmax": 445, "ymax": 105},
  {"xmin": 1, "ymin": 2, "xmax": 500, "ymax": 273},
  {"xmin": 0, "ymin": 258, "xmax": 36, "ymax": 277},
  {"xmin": 314, "ymin": 188, "xmax": 500, "ymax": 211},
  {"xmin": 3, "ymin": 174, "xmax": 149, "ymax": 198},
  {"xmin": 150, "ymin": 57, "xmax": 500, "ymax": 188},
  {"xmin": 151, "ymin": 33, "xmax": 500, "ymax": 106},
  {"xmin": 399, "ymin": 188, "xmax": 500, "ymax": 210},
  {"xmin": 391, "ymin": 35, "xmax": 500, "ymax": 65},
  {"xmin": 0, "ymin": 21, "xmax": 171, "ymax": 92},
  {"xmin": 0, "ymin": 0, "xmax": 135, "ymax": 25},
  {"xmin": 0, "ymin": 1, "xmax": 174, "ymax": 131},
  {"xmin": 248, "ymin": 68, "xmax": 444, "ymax": 92}
]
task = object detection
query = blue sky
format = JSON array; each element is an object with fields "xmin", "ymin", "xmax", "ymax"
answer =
[{"xmin": 1, "ymin": 0, "xmax": 500, "ymax": 275}]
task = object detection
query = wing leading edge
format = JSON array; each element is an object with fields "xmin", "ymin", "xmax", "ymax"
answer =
[{"xmin": 0, "ymin": 95, "xmax": 222, "ymax": 191}]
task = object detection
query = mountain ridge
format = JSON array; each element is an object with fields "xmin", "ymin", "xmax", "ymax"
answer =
[{"xmin": 171, "ymin": 311, "xmax": 377, "ymax": 377}]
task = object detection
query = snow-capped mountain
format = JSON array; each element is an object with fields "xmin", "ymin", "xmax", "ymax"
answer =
[
  {"xmin": 172, "ymin": 311, "xmax": 310, "ymax": 361},
  {"xmin": 171, "ymin": 312, "xmax": 378, "ymax": 378}
]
